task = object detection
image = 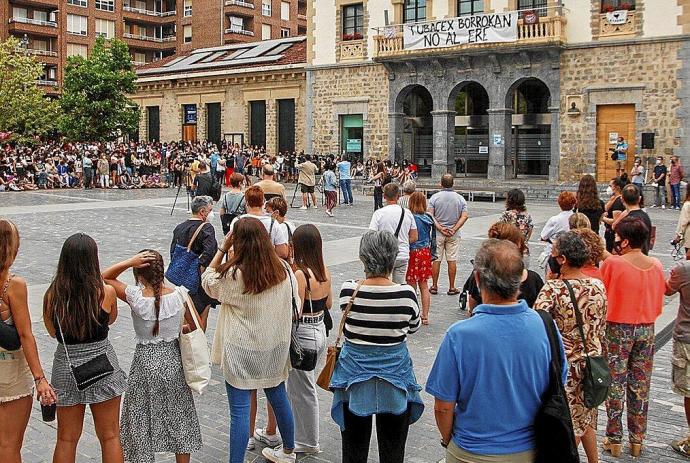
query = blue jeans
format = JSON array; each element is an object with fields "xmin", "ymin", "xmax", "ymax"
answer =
[
  {"xmin": 225, "ymin": 382, "xmax": 295, "ymax": 463},
  {"xmin": 672, "ymin": 183, "xmax": 681, "ymax": 208},
  {"xmin": 339, "ymin": 179, "xmax": 353, "ymax": 204}
]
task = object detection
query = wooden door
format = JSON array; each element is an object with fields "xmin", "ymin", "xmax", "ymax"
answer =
[
  {"xmin": 182, "ymin": 124, "xmax": 197, "ymax": 142},
  {"xmin": 596, "ymin": 105, "xmax": 636, "ymax": 182}
]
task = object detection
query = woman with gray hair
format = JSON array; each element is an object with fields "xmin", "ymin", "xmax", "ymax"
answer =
[
  {"xmin": 170, "ymin": 195, "xmax": 218, "ymax": 330},
  {"xmin": 330, "ymin": 230, "xmax": 424, "ymax": 463},
  {"xmin": 533, "ymin": 231, "xmax": 607, "ymax": 463}
]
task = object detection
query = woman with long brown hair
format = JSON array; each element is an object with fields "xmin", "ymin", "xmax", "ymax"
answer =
[
  {"xmin": 370, "ymin": 161, "xmax": 386, "ymax": 211},
  {"xmin": 0, "ymin": 220, "xmax": 57, "ymax": 463},
  {"xmin": 576, "ymin": 174, "xmax": 605, "ymax": 234},
  {"xmin": 202, "ymin": 217, "xmax": 297, "ymax": 463},
  {"xmin": 43, "ymin": 233, "xmax": 127, "ymax": 463},
  {"xmin": 102, "ymin": 250, "xmax": 202, "ymax": 463}
]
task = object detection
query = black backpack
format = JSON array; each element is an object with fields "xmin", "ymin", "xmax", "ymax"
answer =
[{"xmin": 533, "ymin": 310, "xmax": 580, "ymax": 463}]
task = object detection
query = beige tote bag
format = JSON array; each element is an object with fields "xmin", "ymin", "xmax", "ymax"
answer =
[{"xmin": 179, "ymin": 292, "xmax": 211, "ymax": 394}]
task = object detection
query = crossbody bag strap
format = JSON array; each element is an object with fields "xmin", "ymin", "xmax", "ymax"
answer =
[
  {"xmin": 180, "ymin": 290, "xmax": 202, "ymax": 332},
  {"xmin": 186, "ymin": 221, "xmax": 208, "ymax": 252},
  {"xmin": 563, "ymin": 280, "xmax": 590, "ymax": 360},
  {"xmin": 335, "ymin": 281, "xmax": 363, "ymax": 348},
  {"xmin": 283, "ymin": 263, "xmax": 299, "ymax": 324},
  {"xmin": 53, "ymin": 308, "xmax": 74, "ymax": 369},
  {"xmin": 394, "ymin": 206, "xmax": 406, "ymax": 238}
]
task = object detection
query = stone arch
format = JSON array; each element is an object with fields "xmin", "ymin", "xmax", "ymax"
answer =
[
  {"xmin": 447, "ymin": 81, "xmax": 491, "ymax": 176},
  {"xmin": 505, "ymin": 77, "xmax": 552, "ymax": 112},
  {"xmin": 447, "ymin": 81, "xmax": 490, "ymax": 113},
  {"xmin": 394, "ymin": 83, "xmax": 435, "ymax": 114}
]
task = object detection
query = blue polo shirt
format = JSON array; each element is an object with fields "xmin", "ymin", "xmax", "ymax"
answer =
[{"xmin": 426, "ymin": 301, "xmax": 567, "ymax": 455}]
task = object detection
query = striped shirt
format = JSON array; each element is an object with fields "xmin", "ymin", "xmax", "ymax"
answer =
[{"xmin": 339, "ymin": 281, "xmax": 421, "ymax": 346}]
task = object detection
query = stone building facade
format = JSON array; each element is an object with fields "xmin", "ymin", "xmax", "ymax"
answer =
[
  {"xmin": 131, "ymin": 36, "xmax": 306, "ymax": 153},
  {"xmin": 307, "ymin": 0, "xmax": 690, "ymax": 183}
]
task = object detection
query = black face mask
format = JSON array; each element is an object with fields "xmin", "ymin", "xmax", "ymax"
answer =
[
  {"xmin": 613, "ymin": 240, "xmax": 624, "ymax": 255},
  {"xmin": 548, "ymin": 256, "xmax": 562, "ymax": 276}
]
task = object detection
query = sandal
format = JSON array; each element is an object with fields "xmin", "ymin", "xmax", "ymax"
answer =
[
  {"xmin": 421, "ymin": 317, "xmax": 429, "ymax": 325},
  {"xmin": 447, "ymin": 288, "xmax": 460, "ymax": 296},
  {"xmin": 429, "ymin": 286, "xmax": 438, "ymax": 295}
]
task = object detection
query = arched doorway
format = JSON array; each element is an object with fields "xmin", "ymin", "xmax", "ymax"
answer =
[
  {"xmin": 451, "ymin": 82, "xmax": 490, "ymax": 177},
  {"xmin": 400, "ymin": 85, "xmax": 433, "ymax": 175},
  {"xmin": 509, "ymin": 78, "xmax": 551, "ymax": 177}
]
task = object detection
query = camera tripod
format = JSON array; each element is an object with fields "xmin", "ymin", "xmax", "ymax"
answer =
[{"xmin": 170, "ymin": 171, "xmax": 191, "ymax": 215}]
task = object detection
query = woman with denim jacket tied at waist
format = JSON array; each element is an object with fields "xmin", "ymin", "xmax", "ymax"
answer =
[
  {"xmin": 331, "ymin": 230, "xmax": 424, "ymax": 463},
  {"xmin": 405, "ymin": 191, "xmax": 434, "ymax": 325}
]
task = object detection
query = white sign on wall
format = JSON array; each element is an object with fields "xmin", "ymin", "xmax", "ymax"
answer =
[{"xmin": 403, "ymin": 12, "xmax": 518, "ymax": 50}]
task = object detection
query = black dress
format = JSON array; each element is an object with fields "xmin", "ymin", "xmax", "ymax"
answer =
[
  {"xmin": 170, "ymin": 219, "xmax": 218, "ymax": 313},
  {"xmin": 463, "ymin": 270, "xmax": 544, "ymax": 309},
  {"xmin": 604, "ymin": 197, "xmax": 625, "ymax": 252},
  {"xmin": 577, "ymin": 199, "xmax": 605, "ymax": 234}
]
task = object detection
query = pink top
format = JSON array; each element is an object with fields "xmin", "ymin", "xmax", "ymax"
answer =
[{"xmin": 600, "ymin": 255, "xmax": 665, "ymax": 324}]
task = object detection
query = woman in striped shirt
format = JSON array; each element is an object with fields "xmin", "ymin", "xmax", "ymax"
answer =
[{"xmin": 330, "ymin": 230, "xmax": 424, "ymax": 463}]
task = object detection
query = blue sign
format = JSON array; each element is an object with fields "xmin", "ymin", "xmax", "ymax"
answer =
[{"xmin": 183, "ymin": 104, "xmax": 197, "ymax": 124}]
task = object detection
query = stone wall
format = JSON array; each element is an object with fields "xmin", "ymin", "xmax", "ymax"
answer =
[
  {"xmin": 559, "ymin": 39, "xmax": 684, "ymax": 181},
  {"xmin": 309, "ymin": 63, "xmax": 389, "ymax": 158}
]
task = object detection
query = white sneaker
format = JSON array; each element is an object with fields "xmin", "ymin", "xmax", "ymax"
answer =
[
  {"xmin": 312, "ymin": 205, "xmax": 317, "ymax": 209},
  {"xmin": 294, "ymin": 444, "xmax": 321, "ymax": 454},
  {"xmin": 262, "ymin": 446, "xmax": 296, "ymax": 462},
  {"xmin": 326, "ymin": 210, "xmax": 333, "ymax": 217},
  {"xmin": 246, "ymin": 437, "xmax": 256, "ymax": 450},
  {"xmin": 662, "ymin": 205, "xmax": 666, "ymax": 209},
  {"xmin": 300, "ymin": 206, "xmax": 307, "ymax": 210},
  {"xmin": 254, "ymin": 428, "xmax": 282, "ymax": 447}
]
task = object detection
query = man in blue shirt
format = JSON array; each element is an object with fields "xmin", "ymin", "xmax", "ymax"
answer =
[
  {"xmin": 336, "ymin": 155, "xmax": 353, "ymax": 206},
  {"xmin": 426, "ymin": 239, "xmax": 567, "ymax": 462}
]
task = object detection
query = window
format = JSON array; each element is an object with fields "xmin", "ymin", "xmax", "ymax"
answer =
[
  {"xmin": 33, "ymin": 39, "xmax": 48, "ymax": 51},
  {"xmin": 281, "ymin": 1, "xmax": 290, "ymax": 21},
  {"xmin": 95, "ymin": 0, "xmax": 115, "ymax": 11},
  {"xmin": 67, "ymin": 43, "xmax": 88, "ymax": 57},
  {"xmin": 44, "ymin": 66, "xmax": 57, "ymax": 80},
  {"xmin": 342, "ymin": 3, "xmax": 363, "ymax": 40},
  {"xmin": 600, "ymin": 1, "xmax": 636, "ymax": 12},
  {"xmin": 262, "ymin": 23, "xmax": 272, "ymax": 40},
  {"xmin": 184, "ymin": 0, "xmax": 192, "ymax": 16},
  {"xmin": 12, "ymin": 7, "xmax": 27, "ymax": 18},
  {"xmin": 517, "ymin": 0, "xmax": 547, "ymax": 17},
  {"xmin": 67, "ymin": 14, "xmax": 88, "ymax": 35},
  {"xmin": 229, "ymin": 16, "xmax": 244, "ymax": 31},
  {"xmin": 404, "ymin": 0, "xmax": 425, "ymax": 22},
  {"xmin": 262, "ymin": 0, "xmax": 272, "ymax": 17},
  {"xmin": 133, "ymin": 52, "xmax": 146, "ymax": 62},
  {"xmin": 184, "ymin": 25, "xmax": 192, "ymax": 43},
  {"xmin": 34, "ymin": 10, "xmax": 48, "ymax": 22},
  {"xmin": 281, "ymin": 27, "xmax": 290, "ymax": 38},
  {"xmin": 95, "ymin": 19, "xmax": 115, "ymax": 38},
  {"xmin": 67, "ymin": 0, "xmax": 88, "ymax": 7},
  {"xmin": 457, "ymin": 0, "xmax": 483, "ymax": 16}
]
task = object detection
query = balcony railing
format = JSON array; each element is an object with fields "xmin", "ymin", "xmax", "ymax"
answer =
[
  {"xmin": 37, "ymin": 79, "xmax": 58, "ymax": 86},
  {"xmin": 225, "ymin": 0, "xmax": 254, "ymax": 8},
  {"xmin": 297, "ymin": 13, "xmax": 307, "ymax": 21},
  {"xmin": 26, "ymin": 48, "xmax": 58, "ymax": 57},
  {"xmin": 123, "ymin": 5, "xmax": 177, "ymax": 17},
  {"xmin": 123, "ymin": 33, "xmax": 176, "ymax": 43},
  {"xmin": 9, "ymin": 17, "xmax": 58, "ymax": 27},
  {"xmin": 225, "ymin": 27, "xmax": 254, "ymax": 36},
  {"xmin": 373, "ymin": 8, "xmax": 565, "ymax": 59}
]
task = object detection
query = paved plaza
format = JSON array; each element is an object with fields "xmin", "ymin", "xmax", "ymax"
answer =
[{"xmin": 1, "ymin": 185, "xmax": 688, "ymax": 463}]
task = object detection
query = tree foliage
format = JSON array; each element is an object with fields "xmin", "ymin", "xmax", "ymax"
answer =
[
  {"xmin": 0, "ymin": 37, "xmax": 62, "ymax": 144},
  {"xmin": 60, "ymin": 36, "xmax": 140, "ymax": 141}
]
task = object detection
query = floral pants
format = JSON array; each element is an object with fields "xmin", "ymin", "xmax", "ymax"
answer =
[{"xmin": 604, "ymin": 322, "xmax": 655, "ymax": 444}]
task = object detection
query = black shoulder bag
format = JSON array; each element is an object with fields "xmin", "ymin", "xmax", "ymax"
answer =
[
  {"xmin": 220, "ymin": 194, "xmax": 244, "ymax": 235},
  {"xmin": 285, "ymin": 264, "xmax": 318, "ymax": 371},
  {"xmin": 534, "ymin": 310, "xmax": 580, "ymax": 463},
  {"xmin": 563, "ymin": 280, "xmax": 611, "ymax": 409},
  {"xmin": 0, "ymin": 275, "xmax": 21, "ymax": 351}
]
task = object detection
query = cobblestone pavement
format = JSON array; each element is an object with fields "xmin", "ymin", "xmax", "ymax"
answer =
[{"xmin": 1, "ymin": 186, "xmax": 687, "ymax": 463}]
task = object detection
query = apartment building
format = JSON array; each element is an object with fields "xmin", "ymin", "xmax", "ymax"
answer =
[
  {"xmin": 307, "ymin": 0, "xmax": 690, "ymax": 183},
  {"xmin": 0, "ymin": 0, "xmax": 307, "ymax": 94}
]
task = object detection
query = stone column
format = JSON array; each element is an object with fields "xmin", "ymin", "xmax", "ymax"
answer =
[
  {"xmin": 548, "ymin": 105, "xmax": 560, "ymax": 182},
  {"xmin": 431, "ymin": 110, "xmax": 455, "ymax": 179},
  {"xmin": 388, "ymin": 112, "xmax": 405, "ymax": 163},
  {"xmin": 487, "ymin": 108, "xmax": 513, "ymax": 180}
]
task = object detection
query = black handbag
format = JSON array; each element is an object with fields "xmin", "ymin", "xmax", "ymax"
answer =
[
  {"xmin": 0, "ymin": 275, "xmax": 21, "ymax": 351},
  {"xmin": 534, "ymin": 310, "xmax": 580, "ymax": 463},
  {"xmin": 55, "ymin": 314, "xmax": 114, "ymax": 391},
  {"xmin": 220, "ymin": 194, "xmax": 244, "ymax": 235},
  {"xmin": 564, "ymin": 280, "xmax": 612, "ymax": 409},
  {"xmin": 285, "ymin": 264, "xmax": 318, "ymax": 371}
]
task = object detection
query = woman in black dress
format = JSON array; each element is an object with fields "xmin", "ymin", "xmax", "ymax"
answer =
[
  {"xmin": 575, "ymin": 174, "xmax": 605, "ymax": 234},
  {"xmin": 462, "ymin": 222, "xmax": 544, "ymax": 312},
  {"xmin": 602, "ymin": 174, "xmax": 629, "ymax": 252},
  {"xmin": 170, "ymin": 195, "xmax": 218, "ymax": 330}
]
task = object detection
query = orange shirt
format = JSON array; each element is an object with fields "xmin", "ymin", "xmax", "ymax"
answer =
[
  {"xmin": 600, "ymin": 255, "xmax": 665, "ymax": 324},
  {"xmin": 582, "ymin": 265, "xmax": 602, "ymax": 281}
]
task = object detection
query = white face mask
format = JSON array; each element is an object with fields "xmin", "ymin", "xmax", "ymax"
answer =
[
  {"xmin": 606, "ymin": 186, "xmax": 613, "ymax": 196},
  {"xmin": 656, "ymin": 160, "xmax": 662, "ymax": 165},
  {"xmin": 206, "ymin": 211, "xmax": 216, "ymax": 222}
]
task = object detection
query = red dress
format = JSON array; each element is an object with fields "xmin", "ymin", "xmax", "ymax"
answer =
[{"xmin": 406, "ymin": 247, "xmax": 432, "ymax": 284}]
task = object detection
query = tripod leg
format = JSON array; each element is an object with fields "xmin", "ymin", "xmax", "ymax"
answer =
[{"xmin": 170, "ymin": 183, "xmax": 183, "ymax": 215}]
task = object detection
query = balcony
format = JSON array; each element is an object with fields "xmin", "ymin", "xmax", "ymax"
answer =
[
  {"xmin": 373, "ymin": 10, "xmax": 566, "ymax": 60},
  {"xmin": 9, "ymin": 17, "xmax": 57, "ymax": 27},
  {"xmin": 123, "ymin": 5, "xmax": 176, "ymax": 16},
  {"xmin": 224, "ymin": 0, "xmax": 254, "ymax": 8},
  {"xmin": 123, "ymin": 32, "xmax": 176, "ymax": 43},
  {"xmin": 297, "ymin": 13, "xmax": 307, "ymax": 21},
  {"xmin": 123, "ymin": 5, "xmax": 177, "ymax": 24},
  {"xmin": 25, "ymin": 48, "xmax": 59, "ymax": 57},
  {"xmin": 597, "ymin": 11, "xmax": 636, "ymax": 38},
  {"xmin": 224, "ymin": 27, "xmax": 254, "ymax": 36},
  {"xmin": 37, "ymin": 79, "xmax": 58, "ymax": 87},
  {"xmin": 9, "ymin": 17, "xmax": 59, "ymax": 36}
]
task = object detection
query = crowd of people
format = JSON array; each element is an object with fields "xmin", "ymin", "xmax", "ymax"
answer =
[{"xmin": 3, "ymin": 158, "xmax": 690, "ymax": 463}]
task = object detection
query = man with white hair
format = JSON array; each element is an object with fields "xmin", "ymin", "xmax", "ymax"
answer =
[
  {"xmin": 398, "ymin": 181, "xmax": 416, "ymax": 209},
  {"xmin": 255, "ymin": 164, "xmax": 286, "ymax": 201}
]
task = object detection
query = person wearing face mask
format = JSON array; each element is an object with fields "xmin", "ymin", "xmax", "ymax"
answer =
[
  {"xmin": 670, "ymin": 156, "xmax": 686, "ymax": 210},
  {"xmin": 170, "ymin": 195, "xmax": 218, "ymax": 330},
  {"xmin": 651, "ymin": 156, "xmax": 668, "ymax": 209},
  {"xmin": 602, "ymin": 174, "xmax": 629, "ymax": 253},
  {"xmin": 630, "ymin": 157, "xmax": 646, "ymax": 201},
  {"xmin": 600, "ymin": 216, "xmax": 665, "ymax": 458}
]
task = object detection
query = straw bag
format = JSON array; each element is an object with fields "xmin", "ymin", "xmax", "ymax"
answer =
[
  {"xmin": 316, "ymin": 281, "xmax": 362, "ymax": 391},
  {"xmin": 179, "ymin": 292, "xmax": 211, "ymax": 394}
]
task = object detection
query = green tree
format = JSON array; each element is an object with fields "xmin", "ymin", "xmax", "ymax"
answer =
[
  {"xmin": 0, "ymin": 37, "xmax": 62, "ymax": 143},
  {"xmin": 60, "ymin": 36, "xmax": 140, "ymax": 141}
]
